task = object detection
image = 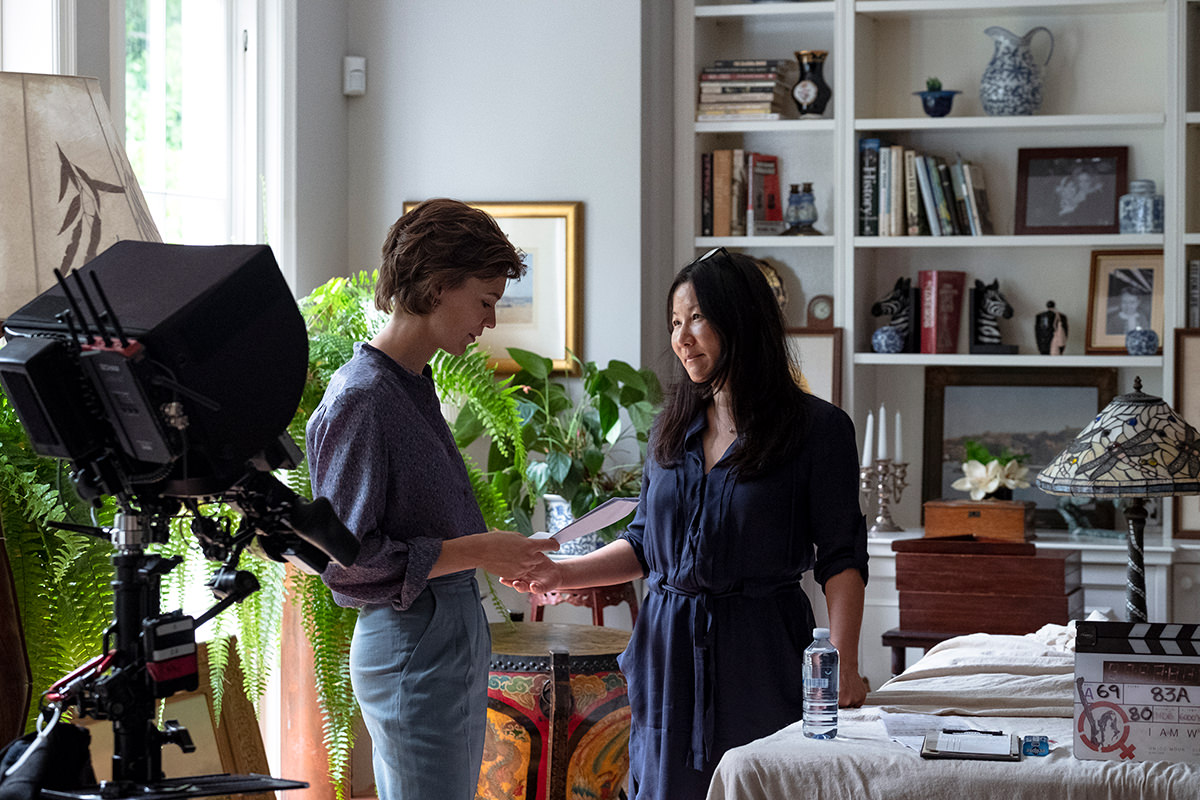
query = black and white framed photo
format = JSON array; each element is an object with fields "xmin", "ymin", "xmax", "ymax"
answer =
[
  {"xmin": 1084, "ymin": 249, "xmax": 1164, "ymax": 354},
  {"xmin": 1014, "ymin": 147, "xmax": 1128, "ymax": 235}
]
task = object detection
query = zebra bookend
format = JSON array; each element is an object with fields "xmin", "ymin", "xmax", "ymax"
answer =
[
  {"xmin": 870, "ymin": 276, "xmax": 920, "ymax": 354},
  {"xmin": 969, "ymin": 278, "xmax": 1018, "ymax": 355}
]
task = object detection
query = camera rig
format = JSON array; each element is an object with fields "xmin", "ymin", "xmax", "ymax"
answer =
[{"xmin": 0, "ymin": 241, "xmax": 358, "ymax": 799}]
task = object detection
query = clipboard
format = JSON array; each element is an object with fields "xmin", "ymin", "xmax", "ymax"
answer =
[{"xmin": 920, "ymin": 730, "xmax": 1021, "ymax": 761}]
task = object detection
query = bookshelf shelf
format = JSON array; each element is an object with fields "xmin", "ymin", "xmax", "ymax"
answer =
[
  {"xmin": 697, "ymin": 235, "xmax": 835, "ymax": 248},
  {"xmin": 695, "ymin": 2, "xmax": 835, "ymax": 19},
  {"xmin": 856, "ymin": 113, "xmax": 1165, "ymax": 132},
  {"xmin": 852, "ymin": 353, "xmax": 1164, "ymax": 368},
  {"xmin": 855, "ymin": 0, "xmax": 1164, "ymax": 19},
  {"xmin": 853, "ymin": 234, "xmax": 1165, "ymax": 248},
  {"xmin": 695, "ymin": 119, "xmax": 836, "ymax": 134}
]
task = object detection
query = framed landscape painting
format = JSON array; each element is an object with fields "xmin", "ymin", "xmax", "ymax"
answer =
[
  {"xmin": 404, "ymin": 200, "xmax": 581, "ymax": 373},
  {"xmin": 922, "ymin": 366, "xmax": 1118, "ymax": 529}
]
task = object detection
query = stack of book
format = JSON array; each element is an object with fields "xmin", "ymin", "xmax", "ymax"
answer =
[
  {"xmin": 857, "ymin": 138, "xmax": 994, "ymax": 238},
  {"xmin": 700, "ymin": 149, "xmax": 783, "ymax": 236},
  {"xmin": 696, "ymin": 58, "xmax": 795, "ymax": 122}
]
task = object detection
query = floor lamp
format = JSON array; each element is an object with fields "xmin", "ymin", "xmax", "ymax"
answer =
[
  {"xmin": 0, "ymin": 70, "xmax": 160, "ymax": 734},
  {"xmin": 1037, "ymin": 377, "xmax": 1200, "ymax": 623}
]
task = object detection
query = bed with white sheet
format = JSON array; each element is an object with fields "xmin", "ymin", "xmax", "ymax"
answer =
[{"xmin": 707, "ymin": 624, "xmax": 1200, "ymax": 800}]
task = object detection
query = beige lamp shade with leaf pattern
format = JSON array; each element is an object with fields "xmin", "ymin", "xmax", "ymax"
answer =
[{"xmin": 0, "ymin": 71, "xmax": 160, "ymax": 321}]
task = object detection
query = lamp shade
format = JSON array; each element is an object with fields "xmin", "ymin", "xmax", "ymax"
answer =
[
  {"xmin": 1036, "ymin": 378, "xmax": 1200, "ymax": 498},
  {"xmin": 0, "ymin": 71, "xmax": 160, "ymax": 321}
]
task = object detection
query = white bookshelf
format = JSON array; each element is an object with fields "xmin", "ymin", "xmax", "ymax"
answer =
[{"xmin": 674, "ymin": 3, "xmax": 1200, "ymax": 641}]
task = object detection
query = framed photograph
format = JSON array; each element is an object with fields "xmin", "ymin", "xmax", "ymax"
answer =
[
  {"xmin": 1175, "ymin": 329, "xmax": 1200, "ymax": 539},
  {"xmin": 1014, "ymin": 146, "xmax": 1128, "ymax": 235},
  {"xmin": 922, "ymin": 366, "xmax": 1118, "ymax": 529},
  {"xmin": 1084, "ymin": 249, "xmax": 1164, "ymax": 354},
  {"xmin": 404, "ymin": 201, "xmax": 581, "ymax": 373},
  {"xmin": 786, "ymin": 327, "xmax": 843, "ymax": 408}
]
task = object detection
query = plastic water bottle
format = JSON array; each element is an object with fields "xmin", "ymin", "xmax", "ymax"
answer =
[{"xmin": 802, "ymin": 627, "xmax": 839, "ymax": 739}]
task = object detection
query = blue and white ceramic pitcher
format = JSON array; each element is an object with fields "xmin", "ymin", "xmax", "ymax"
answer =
[{"xmin": 980, "ymin": 25, "xmax": 1054, "ymax": 116}]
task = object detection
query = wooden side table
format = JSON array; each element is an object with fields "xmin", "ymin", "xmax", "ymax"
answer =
[
  {"xmin": 880, "ymin": 628, "xmax": 958, "ymax": 676},
  {"xmin": 529, "ymin": 581, "xmax": 639, "ymax": 626}
]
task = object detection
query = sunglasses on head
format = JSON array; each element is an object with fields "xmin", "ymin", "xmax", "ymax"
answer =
[{"xmin": 688, "ymin": 246, "xmax": 730, "ymax": 267}]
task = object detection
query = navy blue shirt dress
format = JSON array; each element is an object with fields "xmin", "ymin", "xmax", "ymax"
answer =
[{"xmin": 616, "ymin": 393, "xmax": 868, "ymax": 800}]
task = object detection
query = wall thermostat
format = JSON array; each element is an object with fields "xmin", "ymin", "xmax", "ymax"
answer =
[{"xmin": 343, "ymin": 56, "xmax": 366, "ymax": 96}]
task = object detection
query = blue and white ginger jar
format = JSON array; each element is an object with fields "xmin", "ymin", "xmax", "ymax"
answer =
[
  {"xmin": 1118, "ymin": 180, "xmax": 1164, "ymax": 234},
  {"xmin": 1125, "ymin": 327, "xmax": 1159, "ymax": 356},
  {"xmin": 872, "ymin": 325, "xmax": 905, "ymax": 354},
  {"xmin": 980, "ymin": 26, "xmax": 1054, "ymax": 116}
]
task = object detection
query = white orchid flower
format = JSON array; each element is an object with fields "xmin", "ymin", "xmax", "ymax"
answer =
[
  {"xmin": 999, "ymin": 459, "xmax": 1031, "ymax": 490},
  {"xmin": 951, "ymin": 459, "xmax": 1002, "ymax": 500}
]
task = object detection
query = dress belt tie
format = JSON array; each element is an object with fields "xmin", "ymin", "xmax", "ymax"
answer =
[{"xmin": 645, "ymin": 574, "xmax": 802, "ymax": 771}]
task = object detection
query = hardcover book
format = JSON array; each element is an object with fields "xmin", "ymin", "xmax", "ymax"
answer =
[
  {"xmin": 903, "ymin": 148, "xmax": 929, "ymax": 236},
  {"xmin": 918, "ymin": 269, "xmax": 966, "ymax": 353},
  {"xmin": 914, "ymin": 155, "xmax": 941, "ymax": 237},
  {"xmin": 730, "ymin": 148, "xmax": 747, "ymax": 236},
  {"xmin": 858, "ymin": 138, "xmax": 884, "ymax": 236},
  {"xmin": 700, "ymin": 151, "xmax": 714, "ymax": 237},
  {"xmin": 889, "ymin": 145, "xmax": 905, "ymax": 237},
  {"xmin": 712, "ymin": 149, "xmax": 733, "ymax": 237},
  {"xmin": 962, "ymin": 163, "xmax": 995, "ymax": 236},
  {"xmin": 747, "ymin": 152, "xmax": 784, "ymax": 235}
]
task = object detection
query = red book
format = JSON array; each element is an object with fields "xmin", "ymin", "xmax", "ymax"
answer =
[
  {"xmin": 919, "ymin": 269, "xmax": 966, "ymax": 353},
  {"xmin": 747, "ymin": 152, "xmax": 784, "ymax": 235}
]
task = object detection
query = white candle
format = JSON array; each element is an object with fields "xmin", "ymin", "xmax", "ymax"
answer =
[
  {"xmin": 861, "ymin": 412, "xmax": 874, "ymax": 468},
  {"xmin": 877, "ymin": 403, "xmax": 888, "ymax": 461},
  {"xmin": 894, "ymin": 410, "xmax": 903, "ymax": 464}
]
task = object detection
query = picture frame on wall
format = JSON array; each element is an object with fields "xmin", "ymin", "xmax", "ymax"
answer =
[
  {"xmin": 404, "ymin": 200, "xmax": 581, "ymax": 373},
  {"xmin": 922, "ymin": 366, "xmax": 1118, "ymax": 529},
  {"xmin": 1174, "ymin": 329, "xmax": 1200, "ymax": 539},
  {"xmin": 1013, "ymin": 146, "xmax": 1128, "ymax": 235},
  {"xmin": 1084, "ymin": 249, "xmax": 1164, "ymax": 354},
  {"xmin": 786, "ymin": 327, "xmax": 843, "ymax": 408}
]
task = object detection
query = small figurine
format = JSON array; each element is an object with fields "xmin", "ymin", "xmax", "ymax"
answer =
[
  {"xmin": 870, "ymin": 277, "xmax": 917, "ymax": 353},
  {"xmin": 1034, "ymin": 300, "xmax": 1068, "ymax": 355},
  {"xmin": 969, "ymin": 278, "xmax": 1016, "ymax": 354}
]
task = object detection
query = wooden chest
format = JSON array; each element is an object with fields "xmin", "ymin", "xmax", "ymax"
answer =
[
  {"xmin": 923, "ymin": 498, "xmax": 1036, "ymax": 542},
  {"xmin": 894, "ymin": 537, "xmax": 1083, "ymax": 636}
]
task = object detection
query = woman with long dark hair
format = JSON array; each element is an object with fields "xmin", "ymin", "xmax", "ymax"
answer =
[{"xmin": 505, "ymin": 248, "xmax": 869, "ymax": 800}]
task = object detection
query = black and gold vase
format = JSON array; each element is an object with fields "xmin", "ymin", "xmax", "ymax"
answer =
[{"xmin": 791, "ymin": 50, "xmax": 832, "ymax": 118}]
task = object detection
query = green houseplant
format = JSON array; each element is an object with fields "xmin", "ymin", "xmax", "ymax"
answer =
[{"xmin": 459, "ymin": 347, "xmax": 662, "ymax": 541}]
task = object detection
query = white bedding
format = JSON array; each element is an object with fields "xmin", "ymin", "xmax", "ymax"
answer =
[{"xmin": 707, "ymin": 624, "xmax": 1200, "ymax": 800}]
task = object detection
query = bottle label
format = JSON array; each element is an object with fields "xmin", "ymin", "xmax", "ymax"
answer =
[{"xmin": 806, "ymin": 678, "xmax": 830, "ymax": 689}]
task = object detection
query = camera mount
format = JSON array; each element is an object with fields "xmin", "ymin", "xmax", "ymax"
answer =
[{"xmin": 0, "ymin": 242, "xmax": 359, "ymax": 798}]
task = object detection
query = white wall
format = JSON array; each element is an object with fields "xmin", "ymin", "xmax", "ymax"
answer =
[{"xmin": 338, "ymin": 0, "xmax": 646, "ymax": 368}]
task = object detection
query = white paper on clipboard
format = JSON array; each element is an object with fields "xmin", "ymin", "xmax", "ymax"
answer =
[{"xmin": 529, "ymin": 497, "xmax": 639, "ymax": 544}]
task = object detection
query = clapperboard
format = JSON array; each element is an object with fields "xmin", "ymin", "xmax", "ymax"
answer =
[{"xmin": 1074, "ymin": 621, "xmax": 1200, "ymax": 763}]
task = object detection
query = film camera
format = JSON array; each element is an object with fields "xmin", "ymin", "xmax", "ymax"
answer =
[{"xmin": 0, "ymin": 241, "xmax": 358, "ymax": 798}]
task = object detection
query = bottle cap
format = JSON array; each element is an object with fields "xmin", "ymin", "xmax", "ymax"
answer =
[{"xmin": 813, "ymin": 627, "xmax": 831, "ymax": 639}]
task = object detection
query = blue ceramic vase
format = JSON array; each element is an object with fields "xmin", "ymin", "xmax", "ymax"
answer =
[{"xmin": 980, "ymin": 26, "xmax": 1054, "ymax": 116}]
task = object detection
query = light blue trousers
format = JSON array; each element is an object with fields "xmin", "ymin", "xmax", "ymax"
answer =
[{"xmin": 350, "ymin": 572, "xmax": 490, "ymax": 800}]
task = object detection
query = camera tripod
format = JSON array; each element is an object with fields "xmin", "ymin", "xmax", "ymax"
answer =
[{"xmin": 31, "ymin": 510, "xmax": 306, "ymax": 800}]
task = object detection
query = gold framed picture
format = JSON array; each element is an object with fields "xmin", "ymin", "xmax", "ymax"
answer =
[{"xmin": 404, "ymin": 200, "xmax": 582, "ymax": 373}]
